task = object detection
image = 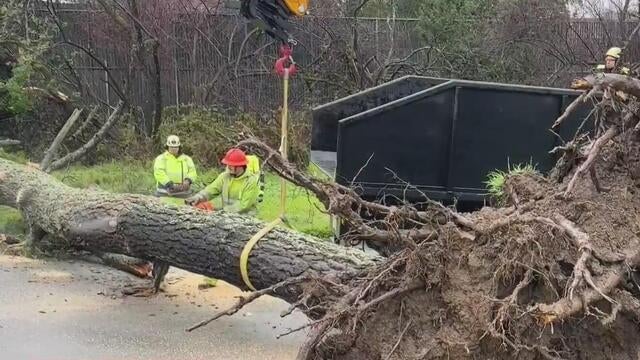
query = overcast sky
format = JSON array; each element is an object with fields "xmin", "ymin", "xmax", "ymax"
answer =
[{"xmin": 568, "ymin": 0, "xmax": 640, "ymax": 17}]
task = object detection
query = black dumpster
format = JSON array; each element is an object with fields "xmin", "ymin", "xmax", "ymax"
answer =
[{"xmin": 311, "ymin": 76, "xmax": 592, "ymax": 208}]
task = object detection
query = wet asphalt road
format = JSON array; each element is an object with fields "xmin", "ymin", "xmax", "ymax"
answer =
[{"xmin": 0, "ymin": 255, "xmax": 307, "ymax": 360}]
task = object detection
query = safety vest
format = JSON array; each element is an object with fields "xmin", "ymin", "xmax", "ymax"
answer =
[
  {"xmin": 153, "ymin": 151, "xmax": 197, "ymax": 195},
  {"xmin": 246, "ymin": 155, "xmax": 265, "ymax": 203},
  {"xmin": 201, "ymin": 169, "xmax": 260, "ymax": 215},
  {"xmin": 595, "ymin": 64, "xmax": 630, "ymax": 75}
]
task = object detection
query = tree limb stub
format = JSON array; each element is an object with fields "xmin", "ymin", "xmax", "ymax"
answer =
[
  {"xmin": 572, "ymin": 73, "xmax": 640, "ymax": 99},
  {"xmin": 0, "ymin": 157, "xmax": 381, "ymax": 304}
]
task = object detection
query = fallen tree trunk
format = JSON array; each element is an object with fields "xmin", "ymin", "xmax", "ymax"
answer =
[{"xmin": 0, "ymin": 158, "xmax": 380, "ymax": 303}]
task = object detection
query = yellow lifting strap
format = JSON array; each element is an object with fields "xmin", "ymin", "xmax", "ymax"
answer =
[{"xmin": 239, "ymin": 68, "xmax": 291, "ymax": 291}]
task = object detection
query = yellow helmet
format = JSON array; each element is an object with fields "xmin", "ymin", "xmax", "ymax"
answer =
[
  {"xmin": 282, "ymin": 0, "xmax": 309, "ymax": 16},
  {"xmin": 605, "ymin": 47, "xmax": 623, "ymax": 59},
  {"xmin": 166, "ymin": 135, "xmax": 181, "ymax": 147}
]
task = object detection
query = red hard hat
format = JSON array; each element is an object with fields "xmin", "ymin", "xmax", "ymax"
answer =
[{"xmin": 221, "ymin": 148, "xmax": 248, "ymax": 166}]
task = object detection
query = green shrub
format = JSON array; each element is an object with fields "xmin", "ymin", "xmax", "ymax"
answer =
[
  {"xmin": 93, "ymin": 122, "xmax": 154, "ymax": 164},
  {"xmin": 156, "ymin": 106, "xmax": 311, "ymax": 168}
]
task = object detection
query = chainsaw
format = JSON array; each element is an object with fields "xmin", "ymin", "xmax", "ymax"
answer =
[{"xmin": 240, "ymin": 0, "xmax": 309, "ymax": 45}]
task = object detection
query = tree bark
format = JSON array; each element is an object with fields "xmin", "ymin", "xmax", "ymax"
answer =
[{"xmin": 0, "ymin": 158, "xmax": 380, "ymax": 303}]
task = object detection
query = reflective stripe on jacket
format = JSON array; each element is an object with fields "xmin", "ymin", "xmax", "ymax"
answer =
[{"xmin": 153, "ymin": 151, "xmax": 197, "ymax": 192}]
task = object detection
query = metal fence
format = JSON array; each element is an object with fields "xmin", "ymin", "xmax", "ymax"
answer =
[
  {"xmin": 49, "ymin": 7, "xmax": 640, "ymax": 115},
  {"xmin": 54, "ymin": 9, "xmax": 424, "ymax": 115}
]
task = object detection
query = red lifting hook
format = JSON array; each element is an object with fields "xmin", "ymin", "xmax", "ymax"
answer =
[{"xmin": 275, "ymin": 44, "xmax": 297, "ymax": 78}]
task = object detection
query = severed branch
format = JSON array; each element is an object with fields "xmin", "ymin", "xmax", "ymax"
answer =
[
  {"xmin": 47, "ymin": 101, "xmax": 125, "ymax": 172},
  {"xmin": 186, "ymin": 275, "xmax": 310, "ymax": 332},
  {"xmin": 41, "ymin": 108, "xmax": 83, "ymax": 173},
  {"xmin": 23, "ymin": 87, "xmax": 70, "ymax": 105}
]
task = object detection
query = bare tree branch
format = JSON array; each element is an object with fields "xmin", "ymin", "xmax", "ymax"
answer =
[
  {"xmin": 47, "ymin": 101, "xmax": 125, "ymax": 172},
  {"xmin": 41, "ymin": 108, "xmax": 84, "ymax": 172}
]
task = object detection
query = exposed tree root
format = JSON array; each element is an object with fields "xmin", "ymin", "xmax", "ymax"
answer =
[
  {"xmin": 531, "ymin": 247, "xmax": 640, "ymax": 324},
  {"xmin": 564, "ymin": 126, "xmax": 619, "ymax": 197},
  {"xmin": 553, "ymin": 214, "xmax": 595, "ymax": 299},
  {"xmin": 589, "ymin": 167, "xmax": 610, "ymax": 193}
]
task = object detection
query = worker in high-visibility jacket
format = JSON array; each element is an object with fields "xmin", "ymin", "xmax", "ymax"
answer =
[
  {"xmin": 153, "ymin": 135, "xmax": 198, "ymax": 206},
  {"xmin": 151, "ymin": 135, "xmax": 198, "ymax": 292},
  {"xmin": 595, "ymin": 47, "xmax": 631, "ymax": 75},
  {"xmin": 186, "ymin": 148, "xmax": 260, "ymax": 215},
  {"xmin": 595, "ymin": 47, "xmax": 633, "ymax": 102}
]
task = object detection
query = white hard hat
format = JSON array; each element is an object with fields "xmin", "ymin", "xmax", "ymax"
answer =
[{"xmin": 166, "ymin": 135, "xmax": 181, "ymax": 147}]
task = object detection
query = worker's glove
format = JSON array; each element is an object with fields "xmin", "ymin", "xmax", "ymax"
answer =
[{"xmin": 185, "ymin": 193, "xmax": 207, "ymax": 206}]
